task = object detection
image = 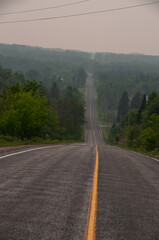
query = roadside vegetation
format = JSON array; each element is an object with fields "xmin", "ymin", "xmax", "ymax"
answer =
[
  {"xmin": 94, "ymin": 53, "xmax": 159, "ymax": 155},
  {"xmin": 0, "ymin": 64, "xmax": 86, "ymax": 146},
  {"xmin": 108, "ymin": 91, "xmax": 159, "ymax": 155}
]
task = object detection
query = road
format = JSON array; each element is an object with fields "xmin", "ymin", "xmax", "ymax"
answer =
[{"xmin": 0, "ymin": 75, "xmax": 159, "ymax": 239}]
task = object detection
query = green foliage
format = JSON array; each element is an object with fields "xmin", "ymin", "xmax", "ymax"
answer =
[
  {"xmin": 147, "ymin": 91, "xmax": 158, "ymax": 105},
  {"xmin": 0, "ymin": 65, "xmax": 23, "ymax": 90},
  {"xmin": 96, "ymin": 83, "xmax": 117, "ymax": 123},
  {"xmin": 94, "ymin": 57, "xmax": 159, "ymax": 125},
  {"xmin": 95, "ymin": 54, "xmax": 159, "ymax": 155},
  {"xmin": 108, "ymin": 91, "xmax": 159, "ymax": 154},
  {"xmin": 26, "ymin": 69, "xmax": 40, "ymax": 80},
  {"xmin": 137, "ymin": 94, "xmax": 146, "ymax": 124},
  {"xmin": 145, "ymin": 95, "xmax": 159, "ymax": 117},
  {"xmin": 117, "ymin": 91, "xmax": 129, "ymax": 123},
  {"xmin": 57, "ymin": 96, "xmax": 85, "ymax": 141},
  {"xmin": 0, "ymin": 135, "xmax": 61, "ymax": 147},
  {"xmin": 50, "ymin": 82, "xmax": 59, "ymax": 102},
  {"xmin": 121, "ymin": 109, "xmax": 138, "ymax": 127},
  {"xmin": 142, "ymin": 95, "xmax": 159, "ymax": 127},
  {"xmin": 108, "ymin": 123, "xmax": 120, "ymax": 144},
  {"xmin": 94, "ymin": 52, "xmax": 159, "ymax": 154},
  {"xmin": 139, "ymin": 114, "xmax": 159, "ymax": 151},
  {"xmin": 0, "ymin": 64, "xmax": 85, "ymax": 144},
  {"xmin": 0, "ymin": 91, "xmax": 51, "ymax": 140},
  {"xmin": 123, "ymin": 125, "xmax": 141, "ymax": 147},
  {"xmin": 0, "ymin": 45, "xmax": 87, "ymax": 145},
  {"xmin": 130, "ymin": 92, "xmax": 143, "ymax": 110},
  {"xmin": 22, "ymin": 79, "xmax": 45, "ymax": 96},
  {"xmin": 72, "ymin": 67, "xmax": 87, "ymax": 88}
]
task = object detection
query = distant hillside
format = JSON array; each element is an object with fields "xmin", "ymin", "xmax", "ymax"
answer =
[
  {"xmin": 0, "ymin": 43, "xmax": 91, "ymax": 74},
  {"xmin": 0, "ymin": 43, "xmax": 90, "ymax": 63},
  {"xmin": 0, "ymin": 44, "xmax": 90, "ymax": 91},
  {"xmin": 95, "ymin": 52, "xmax": 159, "ymax": 65},
  {"xmin": 94, "ymin": 52, "xmax": 159, "ymax": 73},
  {"xmin": 1, "ymin": 43, "xmax": 159, "ymax": 75}
]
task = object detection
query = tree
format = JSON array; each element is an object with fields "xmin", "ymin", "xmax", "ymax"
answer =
[
  {"xmin": 142, "ymin": 94, "xmax": 159, "ymax": 126},
  {"xmin": 123, "ymin": 125, "xmax": 141, "ymax": 147},
  {"xmin": 121, "ymin": 109, "xmax": 138, "ymax": 127},
  {"xmin": 139, "ymin": 114, "xmax": 159, "ymax": 151},
  {"xmin": 57, "ymin": 98, "xmax": 84, "ymax": 140},
  {"xmin": 146, "ymin": 91, "xmax": 158, "ymax": 108},
  {"xmin": 108, "ymin": 123, "xmax": 120, "ymax": 143},
  {"xmin": 137, "ymin": 94, "xmax": 146, "ymax": 123},
  {"xmin": 50, "ymin": 82, "xmax": 59, "ymax": 101},
  {"xmin": 22, "ymin": 79, "xmax": 45, "ymax": 96},
  {"xmin": 130, "ymin": 92, "xmax": 143, "ymax": 110},
  {"xmin": 148, "ymin": 90, "xmax": 158, "ymax": 101},
  {"xmin": 74, "ymin": 68, "xmax": 87, "ymax": 88},
  {"xmin": 26, "ymin": 69, "xmax": 40, "ymax": 80},
  {"xmin": 0, "ymin": 91, "xmax": 50, "ymax": 139},
  {"xmin": 0, "ymin": 78, "xmax": 62, "ymax": 140},
  {"xmin": 117, "ymin": 91, "xmax": 129, "ymax": 123}
]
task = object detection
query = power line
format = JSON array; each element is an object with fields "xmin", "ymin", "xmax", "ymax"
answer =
[
  {"xmin": 0, "ymin": 1, "xmax": 159, "ymax": 25},
  {"xmin": 0, "ymin": 0, "xmax": 91, "ymax": 16}
]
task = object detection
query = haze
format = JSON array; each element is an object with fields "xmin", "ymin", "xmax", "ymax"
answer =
[{"xmin": 0, "ymin": 0, "xmax": 159, "ymax": 55}]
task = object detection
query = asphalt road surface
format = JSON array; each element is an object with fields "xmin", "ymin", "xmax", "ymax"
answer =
[{"xmin": 0, "ymin": 75, "xmax": 159, "ymax": 239}]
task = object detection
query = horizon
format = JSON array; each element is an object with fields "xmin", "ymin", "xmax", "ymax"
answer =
[{"xmin": 1, "ymin": 42, "xmax": 159, "ymax": 57}]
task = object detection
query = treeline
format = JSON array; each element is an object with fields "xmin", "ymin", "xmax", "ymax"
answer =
[
  {"xmin": 0, "ymin": 65, "xmax": 86, "ymax": 142},
  {"xmin": 94, "ymin": 54, "xmax": 159, "ymax": 153},
  {"xmin": 0, "ymin": 65, "xmax": 25, "ymax": 90},
  {"xmin": 108, "ymin": 90, "xmax": 159, "ymax": 152},
  {"xmin": 94, "ymin": 52, "xmax": 159, "ymax": 73},
  {"xmin": 0, "ymin": 44, "xmax": 90, "ymax": 91},
  {"xmin": 95, "ymin": 68, "xmax": 159, "ymax": 123}
]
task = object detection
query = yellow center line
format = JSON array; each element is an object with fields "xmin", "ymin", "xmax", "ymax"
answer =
[{"xmin": 83, "ymin": 145, "xmax": 99, "ymax": 240}]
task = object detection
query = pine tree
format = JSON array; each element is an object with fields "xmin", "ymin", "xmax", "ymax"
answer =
[
  {"xmin": 137, "ymin": 94, "xmax": 146, "ymax": 123},
  {"xmin": 130, "ymin": 92, "xmax": 143, "ymax": 110},
  {"xmin": 147, "ymin": 91, "xmax": 158, "ymax": 106},
  {"xmin": 50, "ymin": 82, "xmax": 59, "ymax": 100},
  {"xmin": 117, "ymin": 91, "xmax": 129, "ymax": 123}
]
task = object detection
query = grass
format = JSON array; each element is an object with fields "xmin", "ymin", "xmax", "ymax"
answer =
[
  {"xmin": 0, "ymin": 135, "xmax": 59, "ymax": 147},
  {"xmin": 116, "ymin": 143, "xmax": 159, "ymax": 157},
  {"xmin": 0, "ymin": 135, "xmax": 82, "ymax": 147},
  {"xmin": 101, "ymin": 127, "xmax": 111, "ymax": 142},
  {"xmin": 101, "ymin": 135, "xmax": 159, "ymax": 157}
]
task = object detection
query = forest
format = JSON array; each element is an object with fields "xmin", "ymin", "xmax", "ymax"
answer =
[
  {"xmin": 0, "ymin": 63, "xmax": 86, "ymax": 145},
  {"xmin": 108, "ymin": 90, "xmax": 159, "ymax": 153},
  {"xmin": 0, "ymin": 43, "xmax": 90, "ymax": 91},
  {"xmin": 95, "ymin": 68, "xmax": 159, "ymax": 123},
  {"xmin": 94, "ymin": 53, "xmax": 159, "ymax": 154}
]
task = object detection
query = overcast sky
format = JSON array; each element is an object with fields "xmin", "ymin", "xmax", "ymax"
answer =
[{"xmin": 0, "ymin": 0, "xmax": 159, "ymax": 55}]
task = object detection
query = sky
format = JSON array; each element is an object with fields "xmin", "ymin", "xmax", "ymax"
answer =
[{"xmin": 0, "ymin": 0, "xmax": 159, "ymax": 55}]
